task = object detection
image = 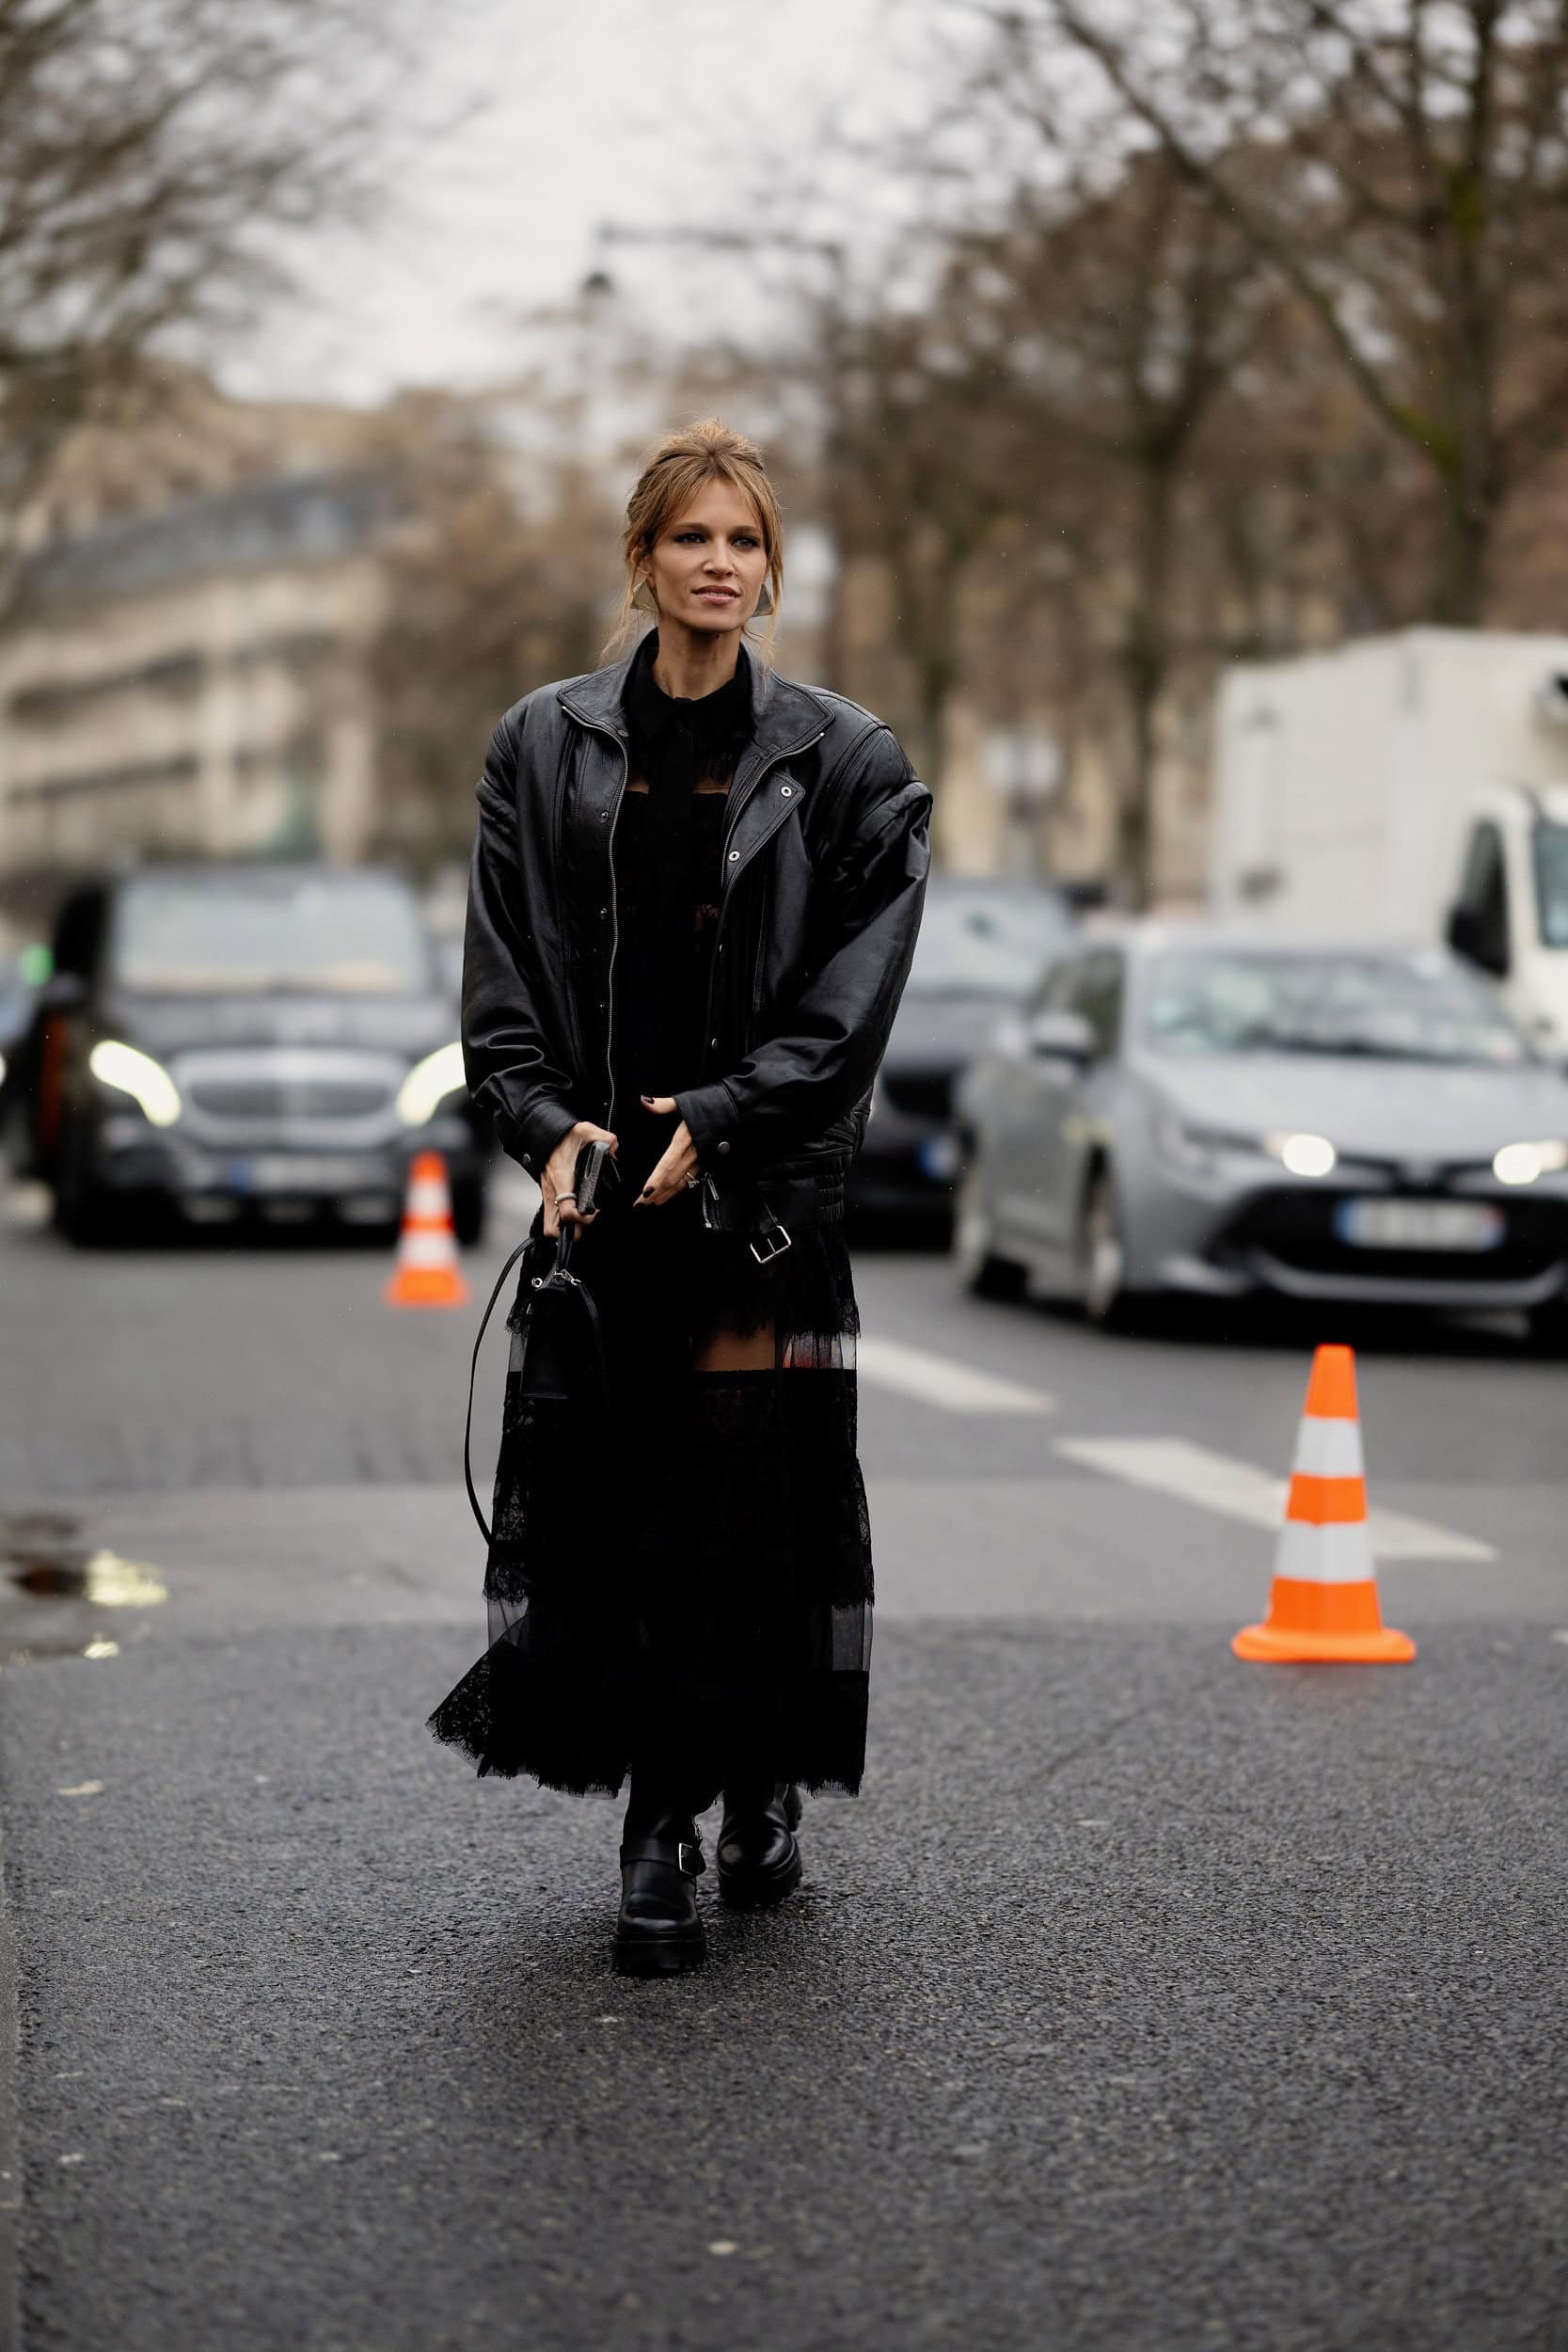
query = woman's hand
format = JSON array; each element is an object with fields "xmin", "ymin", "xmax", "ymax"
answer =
[
  {"xmin": 635, "ymin": 1094, "xmax": 699, "ymax": 1208},
  {"xmin": 542, "ymin": 1119, "xmax": 617, "ymax": 1237}
]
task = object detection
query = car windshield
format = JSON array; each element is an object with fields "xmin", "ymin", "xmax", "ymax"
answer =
[
  {"xmin": 903, "ymin": 889, "xmax": 1073, "ymax": 1000},
  {"xmin": 1144, "ymin": 947, "xmax": 1528, "ymax": 1067},
  {"xmin": 109, "ymin": 872, "xmax": 436, "ymax": 995}
]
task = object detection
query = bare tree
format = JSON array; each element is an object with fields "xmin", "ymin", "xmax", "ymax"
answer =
[
  {"xmin": 367, "ymin": 389, "xmax": 624, "ymax": 866},
  {"xmin": 990, "ymin": 0, "xmax": 1568, "ymax": 623},
  {"xmin": 0, "ymin": 0, "xmax": 413, "ymax": 526}
]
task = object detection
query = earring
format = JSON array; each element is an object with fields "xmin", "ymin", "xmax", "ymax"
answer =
[
  {"xmin": 754, "ymin": 580, "xmax": 775, "ymax": 617},
  {"xmin": 631, "ymin": 577, "xmax": 657, "ymax": 615}
]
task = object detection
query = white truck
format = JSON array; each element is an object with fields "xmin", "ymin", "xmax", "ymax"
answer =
[{"xmin": 1209, "ymin": 627, "xmax": 1568, "ymax": 1056}]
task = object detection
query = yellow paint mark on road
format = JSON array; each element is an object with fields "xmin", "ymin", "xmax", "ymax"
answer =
[{"xmin": 82, "ymin": 1551, "xmax": 167, "ymax": 1608}]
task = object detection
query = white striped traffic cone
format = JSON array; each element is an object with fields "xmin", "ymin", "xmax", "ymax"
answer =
[
  {"xmin": 384, "ymin": 1151, "xmax": 470, "ymax": 1309},
  {"xmin": 1232, "ymin": 1344, "xmax": 1415, "ymax": 1663}
]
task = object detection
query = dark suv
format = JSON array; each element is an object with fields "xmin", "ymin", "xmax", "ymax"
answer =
[{"xmin": 12, "ymin": 862, "xmax": 487, "ymax": 1244}]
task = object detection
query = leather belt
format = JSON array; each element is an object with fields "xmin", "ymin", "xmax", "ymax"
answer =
[{"xmin": 697, "ymin": 1164, "xmax": 847, "ymax": 1251}]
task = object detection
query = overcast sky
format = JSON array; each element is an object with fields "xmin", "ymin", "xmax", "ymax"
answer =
[{"xmin": 221, "ymin": 0, "xmax": 949, "ymax": 411}]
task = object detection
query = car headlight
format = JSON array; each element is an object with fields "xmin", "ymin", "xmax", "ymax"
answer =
[
  {"xmin": 87, "ymin": 1040, "xmax": 181, "ymax": 1127},
  {"xmin": 1492, "ymin": 1138, "xmax": 1568, "ymax": 1185},
  {"xmin": 396, "ymin": 1041, "xmax": 466, "ymax": 1127},
  {"xmin": 1157, "ymin": 1117, "xmax": 1338, "ymax": 1179},
  {"xmin": 1264, "ymin": 1131, "xmax": 1338, "ymax": 1179}
]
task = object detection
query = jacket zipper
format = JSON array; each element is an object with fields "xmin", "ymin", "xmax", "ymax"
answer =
[{"xmin": 569, "ymin": 719, "xmax": 631, "ymax": 1136}]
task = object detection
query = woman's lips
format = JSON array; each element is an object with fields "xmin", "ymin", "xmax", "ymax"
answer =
[{"xmin": 694, "ymin": 587, "xmax": 737, "ymax": 601}]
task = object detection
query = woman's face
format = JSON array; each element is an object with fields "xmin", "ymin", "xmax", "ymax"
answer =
[{"xmin": 640, "ymin": 480, "xmax": 770, "ymax": 635}]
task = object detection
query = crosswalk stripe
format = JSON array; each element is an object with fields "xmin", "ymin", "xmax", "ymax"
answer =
[
  {"xmin": 855, "ymin": 1335, "xmax": 1055, "ymax": 1415},
  {"xmin": 1054, "ymin": 1435, "xmax": 1495, "ymax": 1561}
]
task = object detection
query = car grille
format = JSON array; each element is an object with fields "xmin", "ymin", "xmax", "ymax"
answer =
[
  {"xmin": 185, "ymin": 1075, "xmax": 391, "ymax": 1120},
  {"xmin": 1220, "ymin": 1190, "xmax": 1565, "ymax": 1286},
  {"xmin": 879, "ymin": 1068, "xmax": 952, "ymax": 1122}
]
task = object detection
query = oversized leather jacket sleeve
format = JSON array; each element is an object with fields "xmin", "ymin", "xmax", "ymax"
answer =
[
  {"xmin": 674, "ymin": 726, "xmax": 933, "ymax": 1164},
  {"xmin": 460, "ymin": 715, "xmax": 583, "ymax": 1178}
]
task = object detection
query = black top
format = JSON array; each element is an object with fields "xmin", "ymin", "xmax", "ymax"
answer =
[{"xmin": 610, "ymin": 630, "xmax": 752, "ymax": 1191}]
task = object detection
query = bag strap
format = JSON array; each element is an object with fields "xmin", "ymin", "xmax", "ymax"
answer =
[
  {"xmin": 463, "ymin": 1234, "xmax": 533, "ymax": 1546},
  {"xmin": 461, "ymin": 1221, "xmax": 612, "ymax": 1548}
]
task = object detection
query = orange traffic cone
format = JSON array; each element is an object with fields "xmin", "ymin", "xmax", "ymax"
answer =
[
  {"xmin": 384, "ymin": 1151, "xmax": 470, "ymax": 1309},
  {"xmin": 1232, "ymin": 1344, "xmax": 1415, "ymax": 1664}
]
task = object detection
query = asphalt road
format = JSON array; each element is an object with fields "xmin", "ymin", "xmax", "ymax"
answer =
[{"xmin": 2, "ymin": 1176, "xmax": 1565, "ymax": 2351}]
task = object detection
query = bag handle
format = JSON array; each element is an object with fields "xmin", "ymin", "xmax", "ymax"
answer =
[{"xmin": 463, "ymin": 1234, "xmax": 534, "ymax": 1546}]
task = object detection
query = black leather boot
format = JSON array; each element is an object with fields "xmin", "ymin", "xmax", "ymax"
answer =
[
  {"xmin": 613, "ymin": 1801, "xmax": 707, "ymax": 1977},
  {"xmin": 716, "ymin": 1781, "xmax": 803, "ymax": 1907}
]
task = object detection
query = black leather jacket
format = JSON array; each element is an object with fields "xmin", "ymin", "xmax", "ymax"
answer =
[{"xmin": 462, "ymin": 638, "xmax": 933, "ymax": 1225}]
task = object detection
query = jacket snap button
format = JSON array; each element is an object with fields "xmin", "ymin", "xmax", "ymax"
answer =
[
  {"xmin": 727, "ymin": 850, "xmax": 739, "ymax": 862},
  {"xmin": 781, "ymin": 784, "xmax": 793, "ymax": 796},
  {"xmin": 717, "ymin": 1139, "xmax": 730, "ymax": 1155},
  {"xmin": 709, "ymin": 1036, "xmax": 719, "ymax": 1048}
]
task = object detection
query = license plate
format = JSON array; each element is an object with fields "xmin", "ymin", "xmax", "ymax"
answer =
[
  {"xmin": 1334, "ymin": 1198, "xmax": 1504, "ymax": 1252},
  {"xmin": 226, "ymin": 1154, "xmax": 380, "ymax": 1195},
  {"xmin": 918, "ymin": 1131, "xmax": 962, "ymax": 1182}
]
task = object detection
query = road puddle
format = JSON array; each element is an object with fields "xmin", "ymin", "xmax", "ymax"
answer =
[{"xmin": 0, "ymin": 1514, "xmax": 168, "ymax": 1663}]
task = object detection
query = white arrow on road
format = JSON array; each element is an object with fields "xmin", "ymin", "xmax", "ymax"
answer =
[{"xmin": 1055, "ymin": 1435, "xmax": 1496, "ymax": 1561}]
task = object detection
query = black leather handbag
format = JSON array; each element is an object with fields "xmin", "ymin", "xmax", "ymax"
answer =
[{"xmin": 463, "ymin": 1217, "xmax": 611, "ymax": 1546}]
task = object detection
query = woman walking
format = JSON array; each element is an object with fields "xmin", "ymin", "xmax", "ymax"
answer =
[{"xmin": 427, "ymin": 419, "xmax": 932, "ymax": 1975}]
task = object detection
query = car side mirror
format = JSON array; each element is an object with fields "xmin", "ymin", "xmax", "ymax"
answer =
[
  {"xmin": 1446, "ymin": 902, "xmax": 1509, "ymax": 977},
  {"xmin": 1026, "ymin": 1009, "xmax": 1096, "ymax": 1065}
]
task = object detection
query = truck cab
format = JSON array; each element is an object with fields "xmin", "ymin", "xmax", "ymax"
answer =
[
  {"xmin": 1210, "ymin": 628, "xmax": 1568, "ymax": 1064},
  {"xmin": 1446, "ymin": 786, "xmax": 1568, "ymax": 1060}
]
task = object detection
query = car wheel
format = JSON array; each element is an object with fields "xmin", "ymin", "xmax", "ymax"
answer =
[
  {"xmin": 1527, "ymin": 1296, "xmax": 1568, "ymax": 1357},
  {"xmin": 952, "ymin": 1160, "xmax": 1026, "ymax": 1301},
  {"xmin": 451, "ymin": 1178, "xmax": 487, "ymax": 1249},
  {"xmin": 1080, "ymin": 1167, "xmax": 1136, "ymax": 1331}
]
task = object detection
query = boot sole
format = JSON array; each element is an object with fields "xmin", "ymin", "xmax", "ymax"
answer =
[
  {"xmin": 716, "ymin": 1848, "xmax": 804, "ymax": 1909},
  {"xmin": 612, "ymin": 1928, "xmax": 706, "ymax": 1977}
]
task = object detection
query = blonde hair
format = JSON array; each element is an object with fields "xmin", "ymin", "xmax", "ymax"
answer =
[{"xmin": 603, "ymin": 417, "xmax": 784, "ymax": 663}]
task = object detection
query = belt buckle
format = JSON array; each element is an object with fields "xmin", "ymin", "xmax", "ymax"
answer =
[{"xmin": 749, "ymin": 1220, "xmax": 792, "ymax": 1265}]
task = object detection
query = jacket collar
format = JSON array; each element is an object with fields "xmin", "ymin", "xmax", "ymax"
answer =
[{"xmin": 557, "ymin": 634, "xmax": 830, "ymax": 763}]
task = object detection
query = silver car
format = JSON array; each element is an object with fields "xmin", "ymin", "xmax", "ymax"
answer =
[{"xmin": 952, "ymin": 925, "xmax": 1568, "ymax": 1343}]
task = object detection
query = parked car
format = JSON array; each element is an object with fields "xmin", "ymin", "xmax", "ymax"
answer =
[
  {"xmin": 952, "ymin": 924, "xmax": 1568, "ymax": 1343},
  {"xmin": 14, "ymin": 862, "xmax": 488, "ymax": 1244},
  {"xmin": 850, "ymin": 875, "xmax": 1076, "ymax": 1227}
]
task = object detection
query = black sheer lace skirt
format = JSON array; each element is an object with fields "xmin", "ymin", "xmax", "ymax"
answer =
[{"xmin": 425, "ymin": 1181, "xmax": 873, "ymax": 1798}]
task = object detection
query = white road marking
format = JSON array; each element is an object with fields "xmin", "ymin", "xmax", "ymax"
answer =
[
  {"xmin": 855, "ymin": 1335, "xmax": 1055, "ymax": 1416},
  {"xmin": 1, "ymin": 1179, "xmax": 51, "ymax": 1230},
  {"xmin": 1054, "ymin": 1435, "xmax": 1496, "ymax": 1562}
]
